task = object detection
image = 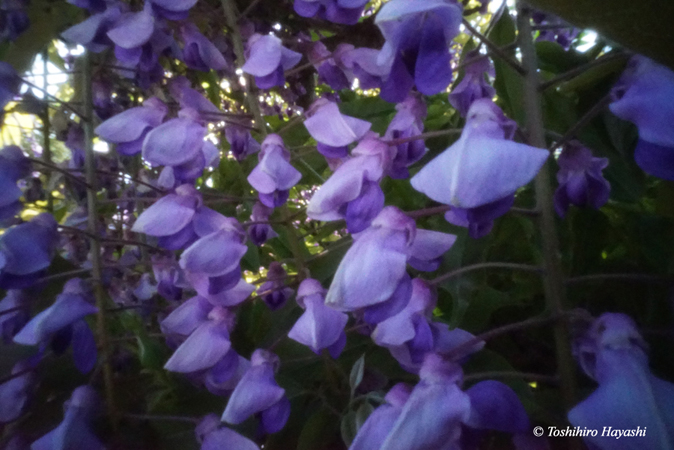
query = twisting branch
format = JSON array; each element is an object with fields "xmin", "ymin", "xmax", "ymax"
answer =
[
  {"xmin": 82, "ymin": 52, "xmax": 118, "ymax": 428},
  {"xmin": 123, "ymin": 413, "xmax": 200, "ymax": 424},
  {"xmin": 549, "ymin": 93, "xmax": 613, "ymax": 151},
  {"xmin": 539, "ymin": 52, "xmax": 629, "ymax": 92},
  {"xmin": 384, "ymin": 128, "xmax": 463, "ymax": 146},
  {"xmin": 464, "ymin": 371, "xmax": 559, "ymax": 384},
  {"xmin": 29, "ymin": 157, "xmax": 92, "ymax": 188},
  {"xmin": 429, "ymin": 262, "xmax": 543, "ymax": 286},
  {"xmin": 20, "ymin": 78, "xmax": 85, "ymax": 119},
  {"xmin": 461, "ymin": 18, "xmax": 526, "ymax": 76},
  {"xmin": 517, "ymin": 3, "xmax": 579, "ymax": 424}
]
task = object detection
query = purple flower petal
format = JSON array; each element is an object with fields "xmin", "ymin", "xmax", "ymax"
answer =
[
  {"xmin": 180, "ymin": 229, "xmax": 248, "ymax": 276},
  {"xmin": 160, "ymin": 295, "xmax": 213, "ymax": 336},
  {"xmin": 202, "ymin": 427, "xmax": 259, "ymax": 450},
  {"xmin": 164, "ymin": 320, "xmax": 231, "ymax": 373},
  {"xmin": 414, "ymin": 15, "xmax": 452, "ymax": 95},
  {"xmin": 633, "ymin": 139, "xmax": 674, "ymax": 181},
  {"xmin": 131, "ymin": 192, "xmax": 197, "ymax": 237},
  {"xmin": 71, "ymin": 320, "xmax": 97, "ymax": 374},
  {"xmin": 304, "ymin": 100, "xmax": 371, "ymax": 147},
  {"xmin": 107, "ymin": 10, "xmax": 154, "ymax": 49},
  {"xmin": 465, "ymin": 380, "xmax": 530, "ymax": 432},
  {"xmin": 95, "ymin": 97, "xmax": 167, "ymax": 144},
  {"xmin": 142, "ymin": 117, "xmax": 206, "ymax": 167},
  {"xmin": 288, "ymin": 296, "xmax": 348, "ymax": 353}
]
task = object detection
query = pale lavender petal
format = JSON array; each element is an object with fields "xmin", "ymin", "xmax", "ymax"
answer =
[
  {"xmin": 142, "ymin": 117, "xmax": 206, "ymax": 167},
  {"xmin": 304, "ymin": 101, "xmax": 371, "ymax": 147},
  {"xmin": 160, "ymin": 296, "xmax": 213, "ymax": 336},
  {"xmin": 71, "ymin": 320, "xmax": 97, "ymax": 374},
  {"xmin": 242, "ymin": 34, "xmax": 283, "ymax": 77},
  {"xmin": 107, "ymin": 10, "xmax": 154, "ymax": 49},
  {"xmin": 164, "ymin": 321, "xmax": 231, "ymax": 373},
  {"xmin": 180, "ymin": 229, "xmax": 248, "ymax": 276},
  {"xmin": 288, "ymin": 297, "xmax": 348, "ymax": 353},
  {"xmin": 202, "ymin": 427, "xmax": 259, "ymax": 450},
  {"xmin": 131, "ymin": 193, "xmax": 196, "ymax": 236}
]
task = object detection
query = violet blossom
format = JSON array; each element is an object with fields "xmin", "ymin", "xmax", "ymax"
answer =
[
  {"xmin": 221, "ymin": 349, "xmax": 290, "ymax": 434},
  {"xmin": 95, "ymin": 96, "xmax": 168, "ymax": 156},
  {"xmin": 448, "ymin": 52, "xmax": 496, "ymax": 117},
  {"xmin": 242, "ymin": 34, "xmax": 301, "ymax": 89},
  {"xmin": 325, "ymin": 206, "xmax": 456, "ymax": 324},
  {"xmin": 196, "ymin": 415, "xmax": 259, "ymax": 450},
  {"xmin": 182, "ymin": 23, "xmax": 229, "ymax": 72},
  {"xmin": 0, "ymin": 212, "xmax": 59, "ymax": 289},
  {"xmin": 257, "ymin": 262, "xmax": 294, "ymax": 310},
  {"xmin": 294, "ymin": 0, "xmax": 369, "ymax": 25},
  {"xmin": 0, "ymin": 358, "xmax": 36, "ymax": 423},
  {"xmin": 14, "ymin": 278, "xmax": 98, "ymax": 374},
  {"xmin": 247, "ymin": 134, "xmax": 302, "ymax": 208},
  {"xmin": 610, "ymin": 55, "xmax": 674, "ymax": 180},
  {"xmin": 532, "ymin": 11, "xmax": 580, "ymax": 50},
  {"xmin": 147, "ymin": 0, "xmax": 197, "ymax": 20},
  {"xmin": 444, "ymin": 195, "xmax": 515, "ymax": 239},
  {"xmin": 569, "ymin": 313, "xmax": 674, "ymax": 450},
  {"xmin": 0, "ymin": 145, "xmax": 30, "ymax": 223},
  {"xmin": 247, "ymin": 202, "xmax": 278, "ymax": 246},
  {"xmin": 60, "ymin": 4, "xmax": 122, "ymax": 53},
  {"xmin": 225, "ymin": 123, "xmax": 260, "ymax": 161},
  {"xmin": 309, "ymin": 41, "xmax": 353, "ymax": 90},
  {"xmin": 303, "ymin": 98, "xmax": 371, "ymax": 158},
  {"xmin": 374, "ymin": 0, "xmax": 463, "ymax": 102},
  {"xmin": 30, "ymin": 385, "xmax": 105, "ymax": 450},
  {"xmin": 384, "ymin": 94, "xmax": 427, "ymax": 179},
  {"xmin": 411, "ymin": 99, "xmax": 548, "ymax": 235},
  {"xmin": 0, "ymin": 289, "xmax": 29, "ymax": 343},
  {"xmin": 288, "ymin": 278, "xmax": 348, "ymax": 357},
  {"xmin": 554, "ymin": 141, "xmax": 610, "ymax": 217},
  {"xmin": 307, "ymin": 135, "xmax": 391, "ymax": 233}
]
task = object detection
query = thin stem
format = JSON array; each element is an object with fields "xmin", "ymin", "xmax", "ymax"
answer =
[
  {"xmin": 29, "ymin": 157, "xmax": 92, "ymax": 188},
  {"xmin": 238, "ymin": 0, "xmax": 263, "ymax": 18},
  {"xmin": 452, "ymin": 42, "xmax": 518, "ymax": 73},
  {"xmin": 282, "ymin": 205, "xmax": 307, "ymax": 280},
  {"xmin": 123, "ymin": 413, "xmax": 200, "ymax": 424},
  {"xmin": 464, "ymin": 371, "xmax": 559, "ymax": 384},
  {"xmin": 21, "ymin": 78, "xmax": 85, "ymax": 119},
  {"xmin": 222, "ymin": 0, "xmax": 267, "ymax": 137},
  {"xmin": 539, "ymin": 52, "xmax": 628, "ymax": 91},
  {"xmin": 429, "ymin": 262, "xmax": 543, "ymax": 286},
  {"xmin": 42, "ymin": 48, "xmax": 53, "ymax": 212},
  {"xmin": 405, "ymin": 205, "xmax": 450, "ymax": 219},
  {"xmin": 566, "ymin": 273, "xmax": 674, "ymax": 285},
  {"xmin": 461, "ymin": 18, "xmax": 526, "ymax": 76},
  {"xmin": 384, "ymin": 128, "xmax": 462, "ymax": 146},
  {"xmin": 83, "ymin": 52, "xmax": 117, "ymax": 428},
  {"xmin": 517, "ymin": 2, "xmax": 578, "ymax": 420},
  {"xmin": 0, "ymin": 367, "xmax": 34, "ymax": 386},
  {"xmin": 550, "ymin": 94, "xmax": 613, "ymax": 151}
]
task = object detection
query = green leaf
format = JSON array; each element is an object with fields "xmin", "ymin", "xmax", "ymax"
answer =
[{"xmin": 349, "ymin": 354, "xmax": 365, "ymax": 398}]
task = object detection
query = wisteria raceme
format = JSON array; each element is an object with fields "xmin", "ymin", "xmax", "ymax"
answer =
[
  {"xmin": 610, "ymin": 55, "xmax": 674, "ymax": 180},
  {"xmin": 554, "ymin": 141, "xmax": 610, "ymax": 217}
]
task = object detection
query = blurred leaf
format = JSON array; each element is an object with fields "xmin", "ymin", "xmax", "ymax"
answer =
[{"xmin": 349, "ymin": 354, "xmax": 365, "ymax": 398}]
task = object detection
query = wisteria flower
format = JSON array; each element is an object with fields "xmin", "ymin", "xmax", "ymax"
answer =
[
  {"xmin": 196, "ymin": 414, "xmax": 259, "ymax": 450},
  {"xmin": 610, "ymin": 56, "xmax": 674, "ymax": 180},
  {"xmin": 444, "ymin": 195, "xmax": 514, "ymax": 239},
  {"xmin": 95, "ymin": 97, "xmax": 168, "ymax": 156},
  {"xmin": 411, "ymin": 99, "xmax": 548, "ymax": 210},
  {"xmin": 242, "ymin": 34, "xmax": 301, "ymax": 89},
  {"xmin": 0, "ymin": 213, "xmax": 59, "ymax": 289},
  {"xmin": 374, "ymin": 0, "xmax": 463, "ymax": 102},
  {"xmin": 568, "ymin": 313, "xmax": 674, "ymax": 450},
  {"xmin": 106, "ymin": 6, "xmax": 155, "ymax": 58},
  {"xmin": 384, "ymin": 95, "xmax": 427, "ymax": 179},
  {"xmin": 221, "ymin": 349, "xmax": 290, "ymax": 434},
  {"xmin": 30, "ymin": 385, "xmax": 105, "ymax": 450},
  {"xmin": 288, "ymin": 278, "xmax": 348, "ymax": 357},
  {"xmin": 60, "ymin": 4, "xmax": 122, "ymax": 53},
  {"xmin": 247, "ymin": 134, "xmax": 302, "ymax": 208},
  {"xmin": 14, "ymin": 278, "xmax": 98, "ymax": 374},
  {"xmin": 307, "ymin": 136, "xmax": 391, "ymax": 233},
  {"xmin": 182, "ymin": 23, "xmax": 229, "ymax": 72},
  {"xmin": 0, "ymin": 145, "xmax": 30, "ymax": 222},
  {"xmin": 247, "ymin": 202, "xmax": 278, "ymax": 246},
  {"xmin": 294, "ymin": 0, "xmax": 369, "ymax": 25},
  {"xmin": 0, "ymin": 358, "xmax": 36, "ymax": 423},
  {"xmin": 226, "ymin": 123, "xmax": 260, "ymax": 161},
  {"xmin": 303, "ymin": 98, "xmax": 371, "ymax": 158},
  {"xmin": 309, "ymin": 41, "xmax": 353, "ymax": 90},
  {"xmin": 0, "ymin": 290, "xmax": 29, "ymax": 343},
  {"xmin": 448, "ymin": 52, "xmax": 496, "ymax": 117},
  {"xmin": 169, "ymin": 76, "xmax": 221, "ymax": 121},
  {"xmin": 257, "ymin": 262, "xmax": 294, "ymax": 310},
  {"xmin": 532, "ymin": 11, "xmax": 580, "ymax": 50},
  {"xmin": 152, "ymin": 254, "xmax": 188, "ymax": 300},
  {"xmin": 147, "ymin": 0, "xmax": 197, "ymax": 20},
  {"xmin": 554, "ymin": 141, "xmax": 610, "ymax": 217}
]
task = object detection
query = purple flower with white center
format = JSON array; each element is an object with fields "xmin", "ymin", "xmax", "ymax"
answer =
[
  {"xmin": 448, "ymin": 52, "xmax": 496, "ymax": 117},
  {"xmin": 196, "ymin": 415, "xmax": 260, "ymax": 450},
  {"xmin": 95, "ymin": 96, "xmax": 168, "ymax": 156},
  {"xmin": 30, "ymin": 385, "xmax": 105, "ymax": 450},
  {"xmin": 303, "ymin": 98, "xmax": 372, "ymax": 159},
  {"xmin": 294, "ymin": 0, "xmax": 369, "ymax": 25},
  {"xmin": 288, "ymin": 278, "xmax": 348, "ymax": 357},
  {"xmin": 0, "ymin": 62, "xmax": 20, "ymax": 111},
  {"xmin": 374, "ymin": 0, "xmax": 463, "ymax": 102},
  {"xmin": 248, "ymin": 134, "xmax": 302, "ymax": 208},
  {"xmin": 0, "ymin": 0, "xmax": 30, "ymax": 42},
  {"xmin": 248, "ymin": 202, "xmax": 278, "ymax": 246},
  {"xmin": 568, "ymin": 313, "xmax": 674, "ymax": 450},
  {"xmin": 307, "ymin": 136, "xmax": 391, "ymax": 233},
  {"xmin": 376, "ymin": 353, "xmax": 470, "ymax": 450},
  {"xmin": 226, "ymin": 123, "xmax": 260, "ymax": 161},
  {"xmin": 60, "ymin": 4, "xmax": 122, "ymax": 53},
  {"xmin": 0, "ymin": 290, "xmax": 29, "ymax": 343},
  {"xmin": 221, "ymin": 349, "xmax": 290, "ymax": 434},
  {"xmin": 181, "ymin": 23, "xmax": 229, "ymax": 72},
  {"xmin": 0, "ymin": 145, "xmax": 30, "ymax": 223},
  {"xmin": 0, "ymin": 358, "xmax": 36, "ymax": 423},
  {"xmin": 325, "ymin": 207, "xmax": 456, "ymax": 323},
  {"xmin": 554, "ymin": 142, "xmax": 610, "ymax": 217},
  {"xmin": 164, "ymin": 306, "xmax": 236, "ymax": 373},
  {"xmin": 0, "ymin": 213, "xmax": 59, "ymax": 289},
  {"xmin": 147, "ymin": 0, "xmax": 197, "ymax": 20},
  {"xmin": 610, "ymin": 56, "xmax": 674, "ymax": 180},
  {"xmin": 384, "ymin": 95, "xmax": 427, "ymax": 179},
  {"xmin": 444, "ymin": 194, "xmax": 515, "ymax": 239},
  {"xmin": 349, "ymin": 383, "xmax": 413, "ymax": 450},
  {"xmin": 242, "ymin": 34, "xmax": 302, "ymax": 89},
  {"xmin": 258, "ymin": 262, "xmax": 294, "ymax": 310},
  {"xmin": 411, "ymin": 99, "xmax": 548, "ymax": 210},
  {"xmin": 14, "ymin": 278, "xmax": 98, "ymax": 374},
  {"xmin": 309, "ymin": 41, "xmax": 354, "ymax": 91}
]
